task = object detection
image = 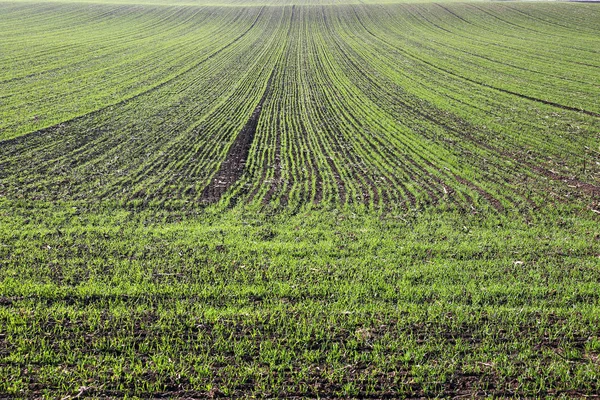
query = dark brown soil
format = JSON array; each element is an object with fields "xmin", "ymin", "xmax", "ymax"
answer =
[
  {"xmin": 531, "ymin": 165, "xmax": 600, "ymax": 197},
  {"xmin": 201, "ymin": 71, "xmax": 275, "ymax": 203}
]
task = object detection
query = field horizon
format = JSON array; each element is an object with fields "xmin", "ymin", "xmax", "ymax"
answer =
[{"xmin": 1, "ymin": 0, "xmax": 599, "ymax": 397}]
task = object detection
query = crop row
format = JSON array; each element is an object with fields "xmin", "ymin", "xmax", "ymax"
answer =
[{"xmin": 0, "ymin": 1, "xmax": 598, "ymax": 212}]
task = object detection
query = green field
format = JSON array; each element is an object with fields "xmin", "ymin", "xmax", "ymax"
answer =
[{"xmin": 1, "ymin": 0, "xmax": 599, "ymax": 397}]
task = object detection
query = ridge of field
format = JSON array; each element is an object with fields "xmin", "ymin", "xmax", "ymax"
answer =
[{"xmin": 1, "ymin": 1, "xmax": 599, "ymax": 212}]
